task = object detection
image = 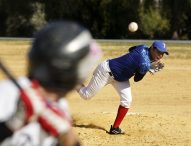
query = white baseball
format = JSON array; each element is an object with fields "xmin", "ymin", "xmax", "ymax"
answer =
[{"xmin": 128, "ymin": 22, "xmax": 138, "ymax": 32}]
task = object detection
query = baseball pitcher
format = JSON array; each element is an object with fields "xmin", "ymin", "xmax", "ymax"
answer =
[{"xmin": 76, "ymin": 40, "xmax": 169, "ymax": 134}]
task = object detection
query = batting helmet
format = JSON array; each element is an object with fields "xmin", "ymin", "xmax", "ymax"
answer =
[{"xmin": 28, "ymin": 20, "xmax": 101, "ymax": 93}]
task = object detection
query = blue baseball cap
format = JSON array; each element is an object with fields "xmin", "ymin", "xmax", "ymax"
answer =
[{"xmin": 152, "ymin": 41, "xmax": 169, "ymax": 55}]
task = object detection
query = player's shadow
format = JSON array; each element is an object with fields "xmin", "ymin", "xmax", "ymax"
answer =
[{"xmin": 73, "ymin": 123, "xmax": 107, "ymax": 132}]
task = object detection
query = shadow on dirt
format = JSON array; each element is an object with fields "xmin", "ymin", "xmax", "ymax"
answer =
[{"xmin": 73, "ymin": 123, "xmax": 107, "ymax": 132}]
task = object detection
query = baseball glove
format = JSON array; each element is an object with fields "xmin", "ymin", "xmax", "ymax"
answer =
[{"xmin": 149, "ymin": 61, "xmax": 164, "ymax": 74}]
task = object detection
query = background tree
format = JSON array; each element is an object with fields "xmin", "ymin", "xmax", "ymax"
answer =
[
  {"xmin": 105, "ymin": 0, "xmax": 140, "ymax": 39},
  {"xmin": 0, "ymin": 0, "xmax": 190, "ymax": 39},
  {"xmin": 41, "ymin": 0, "xmax": 141, "ymax": 39},
  {"xmin": 162, "ymin": 0, "xmax": 191, "ymax": 39},
  {"xmin": 1, "ymin": 0, "xmax": 34, "ymax": 37},
  {"xmin": 30, "ymin": 2, "xmax": 46, "ymax": 32},
  {"xmin": 139, "ymin": 8, "xmax": 170, "ymax": 39},
  {"xmin": 139, "ymin": 0, "xmax": 170, "ymax": 39},
  {"xmin": 0, "ymin": 0, "xmax": 7, "ymax": 36}
]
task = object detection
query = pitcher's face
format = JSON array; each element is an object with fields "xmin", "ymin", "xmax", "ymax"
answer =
[{"xmin": 150, "ymin": 46, "xmax": 164, "ymax": 61}]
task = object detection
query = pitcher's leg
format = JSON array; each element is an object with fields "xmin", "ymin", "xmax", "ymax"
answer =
[
  {"xmin": 113, "ymin": 80, "xmax": 132, "ymax": 108},
  {"xmin": 78, "ymin": 61, "xmax": 111, "ymax": 100},
  {"xmin": 110, "ymin": 80, "xmax": 132, "ymax": 134}
]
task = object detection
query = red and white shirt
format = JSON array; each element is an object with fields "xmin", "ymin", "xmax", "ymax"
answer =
[{"xmin": 0, "ymin": 77, "xmax": 72, "ymax": 146}]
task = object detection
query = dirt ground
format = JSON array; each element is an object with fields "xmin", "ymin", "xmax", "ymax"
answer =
[
  {"xmin": 68, "ymin": 59, "xmax": 191, "ymax": 146},
  {"xmin": 0, "ymin": 41, "xmax": 191, "ymax": 146}
]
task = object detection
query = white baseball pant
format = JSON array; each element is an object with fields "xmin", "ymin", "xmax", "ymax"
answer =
[{"xmin": 78, "ymin": 60, "xmax": 132, "ymax": 108}]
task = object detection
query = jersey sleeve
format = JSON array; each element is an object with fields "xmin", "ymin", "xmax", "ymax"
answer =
[
  {"xmin": 137, "ymin": 48, "xmax": 151, "ymax": 74},
  {"xmin": 138, "ymin": 62, "xmax": 150, "ymax": 74}
]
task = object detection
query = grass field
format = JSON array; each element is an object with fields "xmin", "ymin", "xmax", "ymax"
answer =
[{"xmin": 0, "ymin": 40, "xmax": 191, "ymax": 146}]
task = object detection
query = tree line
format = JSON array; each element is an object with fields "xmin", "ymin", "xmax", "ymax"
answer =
[{"xmin": 0, "ymin": 0, "xmax": 191, "ymax": 39}]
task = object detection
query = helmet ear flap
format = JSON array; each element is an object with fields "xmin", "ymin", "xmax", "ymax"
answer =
[
  {"xmin": 30, "ymin": 64, "xmax": 79, "ymax": 91},
  {"xmin": 28, "ymin": 63, "xmax": 52, "ymax": 84}
]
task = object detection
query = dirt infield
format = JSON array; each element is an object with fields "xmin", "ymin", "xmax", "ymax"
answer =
[
  {"xmin": 68, "ymin": 59, "xmax": 191, "ymax": 146},
  {"xmin": 0, "ymin": 40, "xmax": 191, "ymax": 146}
]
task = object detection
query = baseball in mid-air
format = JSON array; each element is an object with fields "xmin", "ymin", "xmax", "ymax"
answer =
[{"xmin": 128, "ymin": 22, "xmax": 138, "ymax": 32}]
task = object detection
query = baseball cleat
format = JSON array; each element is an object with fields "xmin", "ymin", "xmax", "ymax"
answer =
[{"xmin": 109, "ymin": 125, "xmax": 125, "ymax": 135}]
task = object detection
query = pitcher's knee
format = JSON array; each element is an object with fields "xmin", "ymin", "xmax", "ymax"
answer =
[
  {"xmin": 79, "ymin": 87, "xmax": 94, "ymax": 100},
  {"xmin": 120, "ymin": 101, "xmax": 132, "ymax": 108}
]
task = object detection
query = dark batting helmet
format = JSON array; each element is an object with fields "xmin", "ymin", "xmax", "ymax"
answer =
[{"xmin": 28, "ymin": 20, "xmax": 101, "ymax": 93}]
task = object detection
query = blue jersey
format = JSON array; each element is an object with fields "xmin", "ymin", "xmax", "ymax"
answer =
[{"xmin": 109, "ymin": 45, "xmax": 151, "ymax": 81}]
